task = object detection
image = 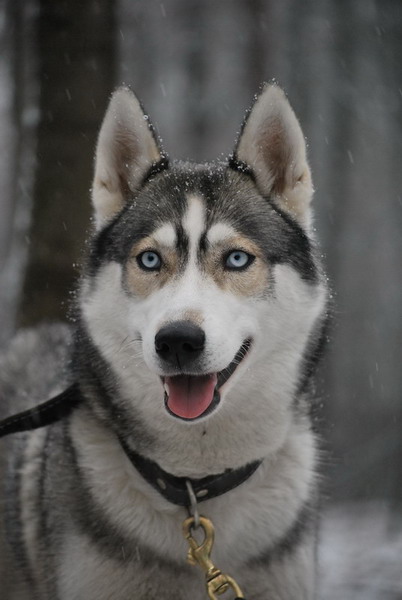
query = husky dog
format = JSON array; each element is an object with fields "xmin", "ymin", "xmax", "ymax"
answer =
[{"xmin": 0, "ymin": 85, "xmax": 328, "ymax": 599}]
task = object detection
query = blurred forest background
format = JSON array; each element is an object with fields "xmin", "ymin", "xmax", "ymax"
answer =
[{"xmin": 0, "ymin": 0, "xmax": 402, "ymax": 596}]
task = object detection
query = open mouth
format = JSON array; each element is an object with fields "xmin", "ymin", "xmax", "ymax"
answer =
[{"xmin": 162, "ymin": 339, "xmax": 252, "ymax": 421}]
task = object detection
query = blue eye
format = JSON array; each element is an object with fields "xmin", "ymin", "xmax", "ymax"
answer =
[
  {"xmin": 225, "ymin": 250, "xmax": 254, "ymax": 270},
  {"xmin": 137, "ymin": 251, "xmax": 162, "ymax": 271}
]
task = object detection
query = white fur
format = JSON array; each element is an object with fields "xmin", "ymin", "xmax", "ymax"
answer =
[
  {"xmin": 152, "ymin": 223, "xmax": 177, "ymax": 248},
  {"xmin": 182, "ymin": 194, "xmax": 206, "ymax": 258},
  {"xmin": 206, "ymin": 222, "xmax": 236, "ymax": 244},
  {"xmin": 70, "ymin": 406, "xmax": 316, "ymax": 569},
  {"xmin": 81, "ymin": 220, "xmax": 326, "ymax": 477}
]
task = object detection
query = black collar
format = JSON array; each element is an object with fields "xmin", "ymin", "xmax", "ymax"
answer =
[
  {"xmin": 0, "ymin": 383, "xmax": 262, "ymax": 507},
  {"xmin": 119, "ymin": 437, "xmax": 262, "ymax": 507}
]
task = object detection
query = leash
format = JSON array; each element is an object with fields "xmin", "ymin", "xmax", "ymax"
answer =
[
  {"xmin": 0, "ymin": 385, "xmax": 251, "ymax": 599},
  {"xmin": 0, "ymin": 384, "xmax": 82, "ymax": 438}
]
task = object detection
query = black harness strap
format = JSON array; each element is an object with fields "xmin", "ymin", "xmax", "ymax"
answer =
[
  {"xmin": 0, "ymin": 384, "xmax": 262, "ymax": 509},
  {"xmin": 0, "ymin": 383, "xmax": 82, "ymax": 438}
]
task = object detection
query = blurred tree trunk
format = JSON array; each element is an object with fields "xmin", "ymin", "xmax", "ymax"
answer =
[
  {"xmin": 18, "ymin": 0, "xmax": 117, "ymax": 327},
  {"xmin": 0, "ymin": 6, "xmax": 38, "ymax": 593},
  {"xmin": 0, "ymin": 0, "xmax": 39, "ymax": 347}
]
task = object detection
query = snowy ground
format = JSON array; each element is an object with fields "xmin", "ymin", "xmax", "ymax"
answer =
[{"xmin": 319, "ymin": 502, "xmax": 402, "ymax": 599}]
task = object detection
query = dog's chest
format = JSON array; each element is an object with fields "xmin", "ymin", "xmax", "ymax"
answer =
[
  {"xmin": 58, "ymin": 530, "xmax": 206, "ymax": 600},
  {"xmin": 66, "ymin": 410, "xmax": 315, "ymax": 569}
]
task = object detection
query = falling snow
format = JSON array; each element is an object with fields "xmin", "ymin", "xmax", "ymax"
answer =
[{"xmin": 0, "ymin": 1, "xmax": 401, "ymax": 597}]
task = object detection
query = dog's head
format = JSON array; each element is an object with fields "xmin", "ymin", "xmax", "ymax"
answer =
[{"xmin": 79, "ymin": 86, "xmax": 326, "ymax": 456}]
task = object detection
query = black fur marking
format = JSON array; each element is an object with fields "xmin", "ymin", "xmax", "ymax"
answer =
[
  {"xmin": 298, "ymin": 311, "xmax": 331, "ymax": 397},
  {"xmin": 195, "ymin": 169, "xmax": 221, "ymax": 207},
  {"xmin": 199, "ymin": 230, "xmax": 208, "ymax": 254},
  {"xmin": 271, "ymin": 503, "xmax": 315, "ymax": 561},
  {"xmin": 141, "ymin": 155, "xmax": 170, "ymax": 185},
  {"xmin": 265, "ymin": 196, "xmax": 309, "ymax": 244},
  {"xmin": 4, "ymin": 436, "xmax": 36, "ymax": 588},
  {"xmin": 87, "ymin": 211, "xmax": 123, "ymax": 275},
  {"xmin": 228, "ymin": 154, "xmax": 256, "ymax": 182},
  {"xmin": 263, "ymin": 196, "xmax": 318, "ymax": 283},
  {"xmin": 175, "ymin": 223, "xmax": 189, "ymax": 257},
  {"xmin": 248, "ymin": 500, "xmax": 315, "ymax": 567}
]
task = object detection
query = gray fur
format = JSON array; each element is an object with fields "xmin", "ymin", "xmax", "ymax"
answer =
[{"xmin": 0, "ymin": 86, "xmax": 328, "ymax": 599}]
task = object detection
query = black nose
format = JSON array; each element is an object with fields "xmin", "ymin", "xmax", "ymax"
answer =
[{"xmin": 155, "ymin": 321, "xmax": 205, "ymax": 367}]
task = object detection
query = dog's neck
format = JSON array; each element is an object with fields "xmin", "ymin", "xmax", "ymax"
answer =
[
  {"xmin": 75, "ymin": 332, "xmax": 299, "ymax": 478},
  {"xmin": 118, "ymin": 435, "xmax": 262, "ymax": 506}
]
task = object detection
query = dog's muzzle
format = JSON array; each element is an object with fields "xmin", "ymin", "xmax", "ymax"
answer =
[{"xmin": 155, "ymin": 322, "xmax": 252, "ymax": 421}]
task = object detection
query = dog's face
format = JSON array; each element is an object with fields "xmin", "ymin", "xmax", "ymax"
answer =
[{"xmin": 80, "ymin": 86, "xmax": 326, "ymax": 446}]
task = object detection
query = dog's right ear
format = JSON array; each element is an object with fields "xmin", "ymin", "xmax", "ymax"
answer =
[{"xmin": 92, "ymin": 88, "xmax": 163, "ymax": 229}]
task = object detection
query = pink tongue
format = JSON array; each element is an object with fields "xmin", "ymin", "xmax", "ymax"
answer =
[{"xmin": 166, "ymin": 374, "xmax": 218, "ymax": 419}]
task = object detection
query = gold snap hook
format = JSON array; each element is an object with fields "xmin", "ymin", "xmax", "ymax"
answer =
[
  {"xmin": 182, "ymin": 515, "xmax": 215, "ymax": 571},
  {"xmin": 182, "ymin": 515, "xmax": 245, "ymax": 599}
]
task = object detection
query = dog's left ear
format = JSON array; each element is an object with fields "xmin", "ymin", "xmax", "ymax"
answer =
[
  {"xmin": 234, "ymin": 84, "xmax": 313, "ymax": 228},
  {"xmin": 92, "ymin": 87, "xmax": 163, "ymax": 229}
]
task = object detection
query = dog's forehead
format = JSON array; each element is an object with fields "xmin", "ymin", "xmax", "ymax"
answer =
[
  {"xmin": 143, "ymin": 165, "xmax": 263, "ymax": 242},
  {"xmin": 146, "ymin": 192, "xmax": 239, "ymax": 251}
]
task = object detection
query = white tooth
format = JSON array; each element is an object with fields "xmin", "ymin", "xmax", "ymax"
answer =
[{"xmin": 164, "ymin": 382, "xmax": 170, "ymax": 396}]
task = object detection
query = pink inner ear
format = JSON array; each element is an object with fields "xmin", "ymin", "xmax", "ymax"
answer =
[
  {"xmin": 92, "ymin": 87, "xmax": 162, "ymax": 228},
  {"xmin": 261, "ymin": 118, "xmax": 290, "ymax": 195}
]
